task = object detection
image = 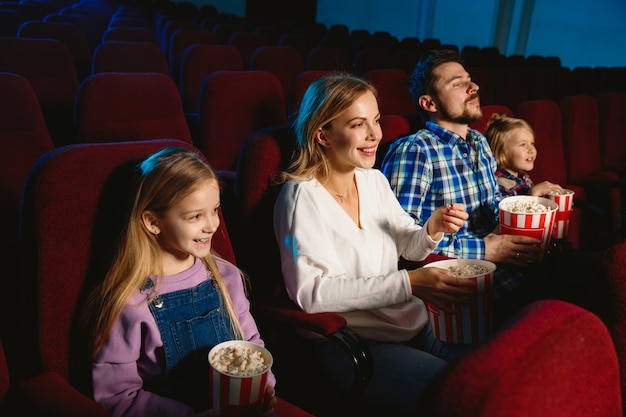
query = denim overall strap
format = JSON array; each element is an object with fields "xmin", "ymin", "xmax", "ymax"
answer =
[{"xmin": 148, "ymin": 278, "xmax": 236, "ymax": 374}]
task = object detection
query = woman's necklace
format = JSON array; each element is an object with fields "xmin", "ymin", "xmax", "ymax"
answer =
[{"xmin": 325, "ymin": 184, "xmax": 351, "ymax": 204}]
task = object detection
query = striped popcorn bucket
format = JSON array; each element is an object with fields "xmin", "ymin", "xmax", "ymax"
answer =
[
  {"xmin": 424, "ymin": 259, "xmax": 496, "ymax": 344},
  {"xmin": 498, "ymin": 196, "xmax": 559, "ymax": 253},
  {"xmin": 545, "ymin": 190, "xmax": 575, "ymax": 239},
  {"xmin": 209, "ymin": 341, "xmax": 273, "ymax": 417}
]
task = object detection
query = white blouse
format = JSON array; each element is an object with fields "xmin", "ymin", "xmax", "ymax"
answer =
[{"xmin": 273, "ymin": 168, "xmax": 441, "ymax": 342}]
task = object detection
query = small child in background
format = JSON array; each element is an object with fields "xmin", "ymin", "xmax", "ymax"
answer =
[
  {"xmin": 485, "ymin": 113, "xmax": 604, "ymax": 309},
  {"xmin": 485, "ymin": 113, "xmax": 564, "ymax": 197}
]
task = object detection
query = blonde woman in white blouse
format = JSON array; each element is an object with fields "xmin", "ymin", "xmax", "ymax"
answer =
[{"xmin": 273, "ymin": 74, "xmax": 475, "ymax": 415}]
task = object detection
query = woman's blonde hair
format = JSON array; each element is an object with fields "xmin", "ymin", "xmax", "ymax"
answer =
[
  {"xmin": 277, "ymin": 73, "xmax": 377, "ymax": 183},
  {"xmin": 485, "ymin": 113, "xmax": 534, "ymax": 168},
  {"xmin": 86, "ymin": 147, "xmax": 244, "ymax": 358}
]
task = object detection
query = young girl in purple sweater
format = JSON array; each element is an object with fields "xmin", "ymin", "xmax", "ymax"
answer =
[{"xmin": 83, "ymin": 148, "xmax": 277, "ymax": 417}]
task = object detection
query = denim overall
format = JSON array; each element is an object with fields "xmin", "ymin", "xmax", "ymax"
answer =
[{"xmin": 143, "ymin": 277, "xmax": 236, "ymax": 411}]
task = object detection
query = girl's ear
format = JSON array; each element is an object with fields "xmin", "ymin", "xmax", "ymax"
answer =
[
  {"xmin": 141, "ymin": 211, "xmax": 160, "ymax": 235},
  {"xmin": 315, "ymin": 127, "xmax": 331, "ymax": 148},
  {"xmin": 418, "ymin": 95, "xmax": 437, "ymax": 113}
]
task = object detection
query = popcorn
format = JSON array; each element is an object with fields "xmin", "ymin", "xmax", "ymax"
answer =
[
  {"xmin": 500, "ymin": 200, "xmax": 550, "ymax": 213},
  {"xmin": 209, "ymin": 344, "xmax": 269, "ymax": 377},
  {"xmin": 448, "ymin": 264, "xmax": 490, "ymax": 277}
]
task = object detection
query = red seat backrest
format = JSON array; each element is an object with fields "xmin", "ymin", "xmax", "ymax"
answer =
[
  {"xmin": 469, "ymin": 104, "xmax": 513, "ymax": 134},
  {"xmin": 363, "ymin": 68, "xmax": 416, "ymax": 116},
  {"xmin": 597, "ymin": 91, "xmax": 626, "ymax": 173},
  {"xmin": 92, "ymin": 40, "xmax": 170, "ymax": 75},
  {"xmin": 75, "ymin": 72, "xmax": 192, "ymax": 144},
  {"xmin": 179, "ymin": 44, "xmax": 244, "ymax": 115},
  {"xmin": 423, "ymin": 300, "xmax": 622, "ymax": 417},
  {"xmin": 16, "ymin": 140, "xmax": 234, "ymax": 382},
  {"xmin": 197, "ymin": 70, "xmax": 287, "ymax": 174},
  {"xmin": 249, "ymin": 46, "xmax": 305, "ymax": 105}
]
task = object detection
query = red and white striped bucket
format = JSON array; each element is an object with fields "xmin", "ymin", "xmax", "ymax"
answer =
[
  {"xmin": 545, "ymin": 190, "xmax": 575, "ymax": 239},
  {"xmin": 498, "ymin": 196, "xmax": 558, "ymax": 251},
  {"xmin": 424, "ymin": 259, "xmax": 496, "ymax": 344},
  {"xmin": 209, "ymin": 341, "xmax": 272, "ymax": 417}
]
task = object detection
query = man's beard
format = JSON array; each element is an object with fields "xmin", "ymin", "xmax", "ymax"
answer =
[{"xmin": 436, "ymin": 94, "xmax": 482, "ymax": 124}]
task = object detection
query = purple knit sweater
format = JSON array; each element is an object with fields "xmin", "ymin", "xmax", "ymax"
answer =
[{"xmin": 92, "ymin": 257, "xmax": 275, "ymax": 417}]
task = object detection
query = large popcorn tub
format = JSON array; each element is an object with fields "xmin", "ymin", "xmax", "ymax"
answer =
[
  {"xmin": 424, "ymin": 259, "xmax": 497, "ymax": 344},
  {"xmin": 498, "ymin": 195, "xmax": 559, "ymax": 251},
  {"xmin": 209, "ymin": 340, "xmax": 273, "ymax": 417},
  {"xmin": 545, "ymin": 189, "xmax": 575, "ymax": 239}
]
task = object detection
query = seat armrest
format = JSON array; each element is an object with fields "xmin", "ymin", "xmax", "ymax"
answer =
[
  {"xmin": 257, "ymin": 299, "xmax": 373, "ymax": 398},
  {"xmin": 19, "ymin": 371, "xmax": 110, "ymax": 416}
]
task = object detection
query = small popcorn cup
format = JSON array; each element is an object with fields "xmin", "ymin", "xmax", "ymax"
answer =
[
  {"xmin": 423, "ymin": 259, "xmax": 496, "ymax": 344},
  {"xmin": 498, "ymin": 196, "xmax": 559, "ymax": 254},
  {"xmin": 545, "ymin": 189, "xmax": 575, "ymax": 239},
  {"xmin": 208, "ymin": 341, "xmax": 273, "ymax": 417}
]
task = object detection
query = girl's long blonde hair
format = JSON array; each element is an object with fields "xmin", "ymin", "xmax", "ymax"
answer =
[
  {"xmin": 85, "ymin": 147, "xmax": 244, "ymax": 358},
  {"xmin": 276, "ymin": 73, "xmax": 377, "ymax": 184}
]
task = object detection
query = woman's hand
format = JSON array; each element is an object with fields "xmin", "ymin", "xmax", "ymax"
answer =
[
  {"xmin": 426, "ymin": 203, "xmax": 469, "ymax": 240},
  {"xmin": 407, "ymin": 266, "xmax": 477, "ymax": 312},
  {"xmin": 484, "ymin": 232, "xmax": 543, "ymax": 266}
]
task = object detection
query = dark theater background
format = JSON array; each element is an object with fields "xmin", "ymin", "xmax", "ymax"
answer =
[{"xmin": 1, "ymin": 0, "xmax": 626, "ymax": 416}]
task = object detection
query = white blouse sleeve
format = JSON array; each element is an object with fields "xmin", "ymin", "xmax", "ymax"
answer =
[{"xmin": 274, "ymin": 178, "xmax": 425, "ymax": 314}]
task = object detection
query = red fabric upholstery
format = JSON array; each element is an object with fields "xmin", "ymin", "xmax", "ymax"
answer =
[
  {"xmin": 0, "ymin": 37, "xmax": 79, "ymax": 147},
  {"xmin": 305, "ymin": 46, "xmax": 353, "ymax": 72},
  {"xmin": 0, "ymin": 341, "xmax": 9, "ymax": 407},
  {"xmin": 516, "ymin": 99, "xmax": 586, "ymax": 249},
  {"xmin": 467, "ymin": 66, "xmax": 495, "ymax": 106},
  {"xmin": 228, "ymin": 31, "xmax": 271, "ymax": 68},
  {"xmin": 0, "ymin": 72, "xmax": 54, "ymax": 206},
  {"xmin": 43, "ymin": 13, "xmax": 102, "ymax": 52},
  {"xmin": 494, "ymin": 66, "xmax": 528, "ymax": 111},
  {"xmin": 197, "ymin": 70, "xmax": 287, "ymax": 176},
  {"xmin": 17, "ymin": 20, "xmax": 91, "ymax": 81},
  {"xmin": 20, "ymin": 372, "xmax": 110, "ymax": 416},
  {"xmin": 101, "ymin": 27, "xmax": 159, "ymax": 44},
  {"xmin": 210, "ymin": 22, "xmax": 240, "ymax": 44},
  {"xmin": 422, "ymin": 299, "xmax": 622, "ymax": 417},
  {"xmin": 592, "ymin": 240, "xmax": 626, "ymax": 410},
  {"xmin": 92, "ymin": 40, "xmax": 170, "ymax": 75},
  {"xmin": 597, "ymin": 92, "xmax": 626, "ymax": 175},
  {"xmin": 469, "ymin": 104, "xmax": 512, "ymax": 134},
  {"xmin": 354, "ymin": 46, "xmax": 395, "ymax": 75},
  {"xmin": 159, "ymin": 19, "xmax": 198, "ymax": 60},
  {"xmin": 363, "ymin": 68, "xmax": 417, "ymax": 116},
  {"xmin": 287, "ymin": 69, "xmax": 334, "ymax": 116},
  {"xmin": 14, "ymin": 139, "xmax": 312, "ymax": 416},
  {"xmin": 525, "ymin": 66, "xmax": 560, "ymax": 101},
  {"xmin": 179, "ymin": 44, "xmax": 244, "ymax": 116},
  {"xmin": 375, "ymin": 114, "xmax": 412, "ymax": 169},
  {"xmin": 560, "ymin": 95, "xmax": 623, "ymax": 241},
  {"xmin": 0, "ymin": 73, "xmax": 55, "ymax": 341},
  {"xmin": 168, "ymin": 28, "xmax": 217, "ymax": 85},
  {"xmin": 277, "ymin": 33, "xmax": 315, "ymax": 61},
  {"xmin": 249, "ymin": 46, "xmax": 305, "ymax": 104},
  {"xmin": 75, "ymin": 72, "xmax": 192, "ymax": 144}
]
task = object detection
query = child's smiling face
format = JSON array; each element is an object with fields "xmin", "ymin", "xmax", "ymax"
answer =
[{"xmin": 504, "ymin": 127, "xmax": 537, "ymax": 175}]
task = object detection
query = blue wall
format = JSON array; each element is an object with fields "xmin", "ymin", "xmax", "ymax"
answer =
[
  {"xmin": 197, "ymin": 0, "xmax": 626, "ymax": 69},
  {"xmin": 315, "ymin": 0, "xmax": 626, "ymax": 69}
]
